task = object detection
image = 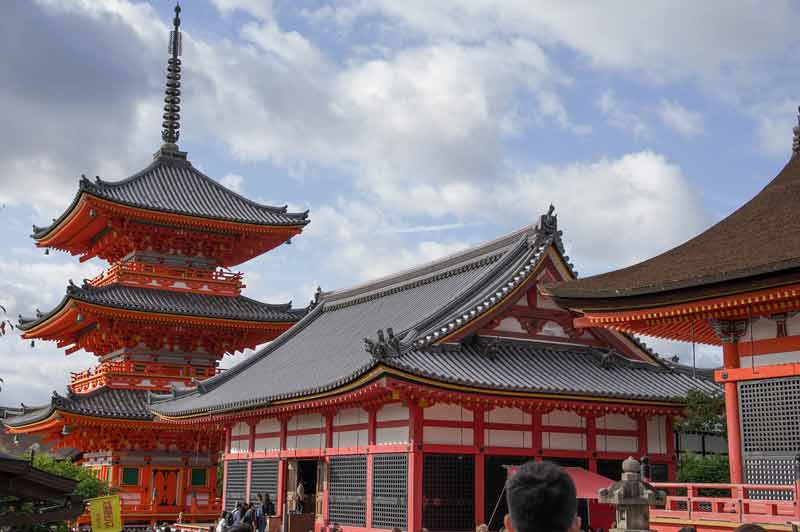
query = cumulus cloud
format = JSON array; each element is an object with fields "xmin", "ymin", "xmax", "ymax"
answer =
[
  {"xmin": 312, "ymin": 1, "xmax": 800, "ymax": 83},
  {"xmin": 596, "ymin": 91, "xmax": 650, "ymax": 138},
  {"xmin": 750, "ymin": 99, "xmax": 797, "ymax": 157},
  {"xmin": 219, "ymin": 173, "xmax": 245, "ymax": 193},
  {"xmin": 498, "ymin": 151, "xmax": 709, "ymax": 274},
  {"xmin": 657, "ymin": 99, "xmax": 705, "ymax": 138}
]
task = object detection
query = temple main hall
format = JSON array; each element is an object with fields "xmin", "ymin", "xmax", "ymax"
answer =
[{"xmin": 153, "ymin": 207, "xmax": 716, "ymax": 532}]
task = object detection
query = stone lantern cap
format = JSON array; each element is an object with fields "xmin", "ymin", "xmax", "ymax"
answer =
[{"xmin": 598, "ymin": 456, "xmax": 666, "ymax": 506}]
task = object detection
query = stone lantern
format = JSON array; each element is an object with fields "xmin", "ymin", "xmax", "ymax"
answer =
[{"xmin": 598, "ymin": 456, "xmax": 666, "ymax": 532}]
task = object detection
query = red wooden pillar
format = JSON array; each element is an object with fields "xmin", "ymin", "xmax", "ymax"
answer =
[
  {"xmin": 637, "ymin": 415, "xmax": 648, "ymax": 458},
  {"xmin": 665, "ymin": 415, "xmax": 676, "ymax": 481},
  {"xmin": 277, "ymin": 418, "xmax": 288, "ymax": 518},
  {"xmin": 222, "ymin": 460, "xmax": 229, "ymax": 510},
  {"xmin": 722, "ymin": 342, "xmax": 744, "ymax": 483},
  {"xmin": 474, "ymin": 406, "xmax": 485, "ymax": 526},
  {"xmin": 368, "ymin": 407, "xmax": 377, "ymax": 446},
  {"xmin": 532, "ymin": 409, "xmax": 543, "ymax": 458},
  {"xmin": 586, "ymin": 414, "xmax": 597, "ymax": 472},
  {"xmin": 366, "ymin": 453, "xmax": 374, "ymax": 529},
  {"xmin": 322, "ymin": 413, "xmax": 333, "ymax": 524},
  {"xmin": 245, "ymin": 421, "xmax": 256, "ymax": 502},
  {"xmin": 408, "ymin": 401, "xmax": 424, "ymax": 532}
]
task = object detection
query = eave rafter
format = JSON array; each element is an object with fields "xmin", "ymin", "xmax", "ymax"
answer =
[
  {"xmin": 35, "ymin": 195, "xmax": 303, "ymax": 267},
  {"xmin": 574, "ymin": 282, "xmax": 800, "ymax": 345},
  {"xmin": 22, "ymin": 300, "xmax": 291, "ymax": 357}
]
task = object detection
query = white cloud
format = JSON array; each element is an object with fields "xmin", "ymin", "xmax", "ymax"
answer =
[
  {"xmin": 498, "ymin": 151, "xmax": 708, "ymax": 274},
  {"xmin": 315, "ymin": 1, "xmax": 800, "ymax": 83},
  {"xmin": 210, "ymin": 0, "xmax": 274, "ymax": 21},
  {"xmin": 596, "ymin": 91, "xmax": 650, "ymax": 138},
  {"xmin": 657, "ymin": 99, "xmax": 705, "ymax": 138},
  {"xmin": 750, "ymin": 99, "xmax": 797, "ymax": 157},
  {"xmin": 219, "ymin": 173, "xmax": 245, "ymax": 193}
]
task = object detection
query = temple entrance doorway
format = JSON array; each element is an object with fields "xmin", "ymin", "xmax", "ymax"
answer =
[
  {"xmin": 296, "ymin": 459, "xmax": 318, "ymax": 514},
  {"xmin": 153, "ymin": 469, "xmax": 179, "ymax": 507},
  {"xmin": 422, "ymin": 454, "xmax": 474, "ymax": 532},
  {"xmin": 484, "ymin": 455, "xmax": 529, "ymax": 531}
]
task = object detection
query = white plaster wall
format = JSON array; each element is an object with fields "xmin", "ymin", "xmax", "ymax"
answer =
[
  {"xmin": 254, "ymin": 437, "xmax": 281, "ymax": 452},
  {"xmin": 424, "ymin": 403, "xmax": 474, "ymax": 421},
  {"xmin": 289, "ymin": 413, "xmax": 324, "ymax": 430},
  {"xmin": 543, "ymin": 410, "xmax": 585, "ymax": 428},
  {"xmin": 647, "ymin": 416, "xmax": 667, "ymax": 454},
  {"xmin": 596, "ymin": 435, "xmax": 638, "ymax": 453},
  {"xmin": 746, "ymin": 317, "xmax": 776, "ymax": 341},
  {"xmin": 496, "ymin": 317, "xmax": 525, "ymax": 333},
  {"xmin": 286, "ymin": 432, "xmax": 324, "ymax": 450},
  {"xmin": 597, "ymin": 413, "xmax": 637, "ymax": 431},
  {"xmin": 229, "ymin": 439, "xmax": 249, "ymax": 453},
  {"xmin": 334, "ymin": 429, "xmax": 368, "ymax": 448},
  {"xmin": 376, "ymin": 426, "xmax": 409, "ymax": 444},
  {"xmin": 377, "ymin": 403, "xmax": 409, "ymax": 422},
  {"xmin": 334, "ymin": 408, "xmax": 368, "ymax": 426},
  {"xmin": 232, "ymin": 422, "xmax": 250, "ymax": 437},
  {"xmin": 423, "ymin": 426, "xmax": 474, "ymax": 446},
  {"xmin": 485, "ymin": 407, "xmax": 532, "ymax": 425},
  {"xmin": 740, "ymin": 351, "xmax": 800, "ymax": 367},
  {"xmin": 705, "ymin": 435, "xmax": 728, "ymax": 453},
  {"xmin": 540, "ymin": 321, "xmax": 567, "ymax": 337},
  {"xmin": 256, "ymin": 418, "xmax": 281, "ymax": 433},
  {"xmin": 485, "ymin": 429, "xmax": 532, "ymax": 448},
  {"xmin": 543, "ymin": 432, "xmax": 586, "ymax": 450},
  {"xmin": 516, "ymin": 295, "xmax": 529, "ymax": 307}
]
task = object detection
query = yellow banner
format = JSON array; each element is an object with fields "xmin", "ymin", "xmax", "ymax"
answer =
[{"xmin": 88, "ymin": 495, "xmax": 122, "ymax": 532}]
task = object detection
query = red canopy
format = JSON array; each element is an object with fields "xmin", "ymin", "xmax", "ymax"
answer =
[
  {"xmin": 565, "ymin": 468, "xmax": 613, "ymax": 500},
  {"xmin": 505, "ymin": 465, "xmax": 613, "ymax": 500}
]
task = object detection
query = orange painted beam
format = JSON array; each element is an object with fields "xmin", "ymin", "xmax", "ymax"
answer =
[{"xmin": 716, "ymin": 362, "xmax": 800, "ymax": 383}]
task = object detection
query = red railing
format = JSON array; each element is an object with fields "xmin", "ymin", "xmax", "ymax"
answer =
[
  {"xmin": 652, "ymin": 482, "xmax": 800, "ymax": 525},
  {"xmin": 91, "ymin": 262, "xmax": 243, "ymax": 291}
]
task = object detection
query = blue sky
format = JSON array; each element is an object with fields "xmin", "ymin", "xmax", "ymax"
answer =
[{"xmin": 1, "ymin": 0, "xmax": 799, "ymax": 406}]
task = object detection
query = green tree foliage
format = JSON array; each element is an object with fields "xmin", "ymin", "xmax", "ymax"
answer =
[
  {"xmin": 674, "ymin": 389, "xmax": 726, "ymax": 436},
  {"xmin": 677, "ymin": 452, "xmax": 730, "ymax": 496},
  {"xmin": 31, "ymin": 453, "xmax": 111, "ymax": 500}
]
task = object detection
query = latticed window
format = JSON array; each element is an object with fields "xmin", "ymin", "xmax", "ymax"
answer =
[
  {"xmin": 372, "ymin": 454, "xmax": 407, "ymax": 529},
  {"xmin": 191, "ymin": 468, "xmax": 207, "ymax": 487},
  {"xmin": 422, "ymin": 454, "xmax": 474, "ymax": 532},
  {"xmin": 225, "ymin": 460, "xmax": 248, "ymax": 511},
  {"xmin": 739, "ymin": 377, "xmax": 800, "ymax": 499},
  {"xmin": 249, "ymin": 459, "xmax": 279, "ymax": 504},
  {"xmin": 329, "ymin": 455, "xmax": 367, "ymax": 526},
  {"xmin": 122, "ymin": 467, "xmax": 139, "ymax": 486}
]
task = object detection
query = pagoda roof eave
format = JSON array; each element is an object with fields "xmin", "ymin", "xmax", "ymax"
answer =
[
  {"xmin": 545, "ymin": 155, "xmax": 800, "ymax": 306},
  {"xmin": 32, "ymin": 155, "xmax": 309, "ymax": 243},
  {"xmin": 19, "ymin": 284, "xmax": 307, "ymax": 337}
]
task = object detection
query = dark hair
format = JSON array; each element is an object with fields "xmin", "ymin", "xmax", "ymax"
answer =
[
  {"xmin": 505, "ymin": 461, "xmax": 577, "ymax": 532},
  {"xmin": 733, "ymin": 526, "xmax": 767, "ymax": 532},
  {"xmin": 677, "ymin": 527, "xmax": 696, "ymax": 532}
]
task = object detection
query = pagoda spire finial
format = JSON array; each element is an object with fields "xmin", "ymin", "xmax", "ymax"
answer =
[
  {"xmin": 793, "ymin": 105, "xmax": 800, "ymax": 157},
  {"xmin": 160, "ymin": 2, "xmax": 183, "ymax": 150}
]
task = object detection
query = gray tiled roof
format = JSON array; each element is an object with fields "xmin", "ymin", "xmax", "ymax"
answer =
[
  {"xmin": 390, "ymin": 342, "xmax": 719, "ymax": 401},
  {"xmin": 4, "ymin": 389, "xmax": 152, "ymax": 427},
  {"xmin": 18, "ymin": 283, "xmax": 306, "ymax": 331},
  {"xmin": 152, "ymin": 222, "xmax": 716, "ymax": 418},
  {"xmin": 32, "ymin": 154, "xmax": 308, "ymax": 239}
]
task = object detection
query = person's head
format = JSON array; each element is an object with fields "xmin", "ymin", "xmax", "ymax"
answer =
[
  {"xmin": 391, "ymin": 528, "xmax": 403, "ymax": 532},
  {"xmin": 477, "ymin": 525, "xmax": 489, "ymax": 532},
  {"xmin": 264, "ymin": 492, "xmax": 271, "ymax": 502},
  {"xmin": 733, "ymin": 526, "xmax": 766, "ymax": 532},
  {"xmin": 677, "ymin": 527, "xmax": 697, "ymax": 532},
  {"xmin": 504, "ymin": 461, "xmax": 580, "ymax": 532}
]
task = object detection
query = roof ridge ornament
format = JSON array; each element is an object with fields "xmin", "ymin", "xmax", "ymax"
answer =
[
  {"xmin": 793, "ymin": 105, "xmax": 800, "ymax": 156},
  {"xmin": 156, "ymin": 3, "xmax": 187, "ymax": 160},
  {"xmin": 364, "ymin": 328, "xmax": 409, "ymax": 359}
]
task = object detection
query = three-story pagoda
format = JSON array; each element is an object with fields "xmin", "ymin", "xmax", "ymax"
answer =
[{"xmin": 4, "ymin": 5, "xmax": 309, "ymax": 526}]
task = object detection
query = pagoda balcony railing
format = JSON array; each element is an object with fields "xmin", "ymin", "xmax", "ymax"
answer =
[
  {"xmin": 651, "ymin": 481, "xmax": 800, "ymax": 525},
  {"xmin": 91, "ymin": 262, "xmax": 244, "ymax": 291},
  {"xmin": 70, "ymin": 361, "xmax": 220, "ymax": 387}
]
